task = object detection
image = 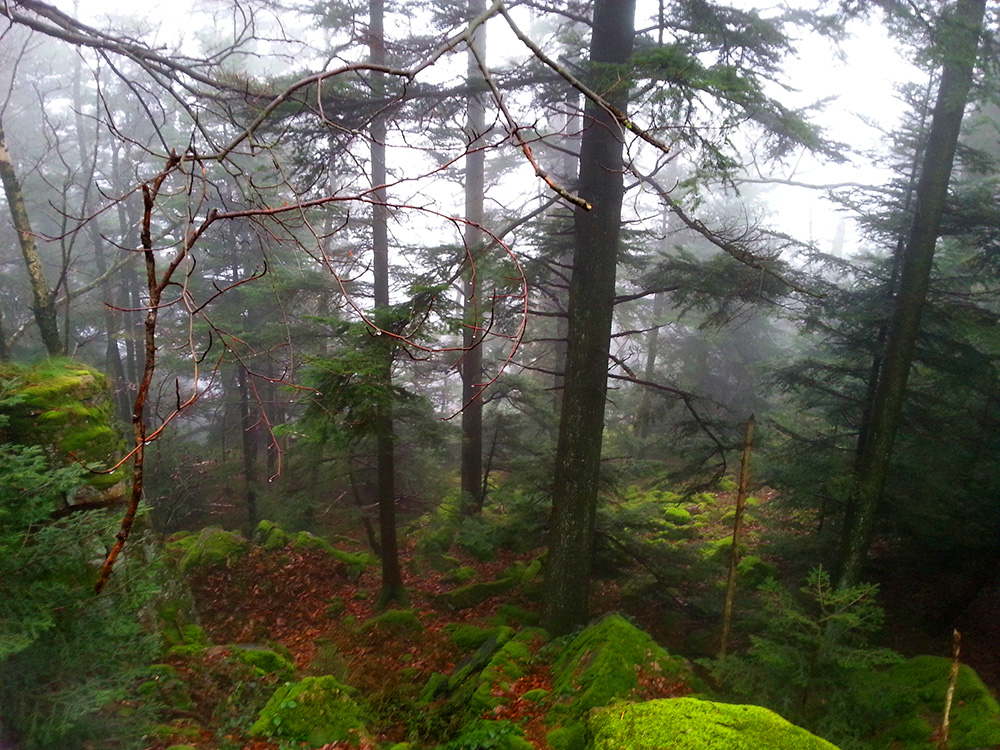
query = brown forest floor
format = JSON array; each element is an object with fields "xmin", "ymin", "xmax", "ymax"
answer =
[
  {"xmin": 151, "ymin": 535, "xmax": 701, "ymax": 750},
  {"xmin": 147, "ymin": 503, "xmax": 1000, "ymax": 750}
]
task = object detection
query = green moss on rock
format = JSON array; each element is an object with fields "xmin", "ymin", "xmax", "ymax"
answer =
[
  {"xmin": 255, "ymin": 519, "xmax": 293, "ymax": 550},
  {"xmin": 873, "ymin": 655, "xmax": 1000, "ymax": 749},
  {"xmin": 663, "ymin": 506, "xmax": 692, "ymax": 525},
  {"xmin": 469, "ymin": 634, "xmax": 535, "ymax": 715},
  {"xmin": 360, "ymin": 608, "xmax": 424, "ymax": 634},
  {"xmin": 419, "ymin": 672, "xmax": 448, "ymax": 704},
  {"xmin": 249, "ymin": 675, "xmax": 367, "ymax": 747},
  {"xmin": 0, "ymin": 359, "xmax": 126, "ymax": 490},
  {"xmin": 446, "ymin": 627, "xmax": 516, "ymax": 693},
  {"xmin": 293, "ymin": 530, "xmax": 375, "ymax": 578},
  {"xmin": 700, "ymin": 538, "xmax": 733, "ymax": 563},
  {"xmin": 177, "ymin": 527, "xmax": 247, "ymax": 573},
  {"xmin": 547, "ymin": 720, "xmax": 587, "ymax": 750},
  {"xmin": 522, "ymin": 687, "xmax": 549, "ymax": 703},
  {"xmin": 449, "ymin": 624, "xmax": 499, "ymax": 651},
  {"xmin": 434, "ymin": 576, "xmax": 518, "ymax": 611},
  {"xmin": 441, "ymin": 565, "xmax": 478, "ymax": 585},
  {"xmin": 589, "ymin": 698, "xmax": 842, "ymax": 749},
  {"xmin": 550, "ymin": 614, "xmax": 693, "ymax": 719},
  {"xmin": 230, "ymin": 645, "xmax": 296, "ymax": 682},
  {"xmin": 138, "ymin": 664, "xmax": 195, "ymax": 711}
]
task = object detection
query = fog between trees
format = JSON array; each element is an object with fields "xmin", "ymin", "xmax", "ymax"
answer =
[{"xmin": 2, "ymin": 0, "xmax": 1000, "ymax": 744}]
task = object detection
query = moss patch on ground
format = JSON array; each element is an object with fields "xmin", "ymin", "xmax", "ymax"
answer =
[
  {"xmin": 589, "ymin": 698, "xmax": 842, "ymax": 749},
  {"xmin": 872, "ymin": 655, "xmax": 1000, "ymax": 749},
  {"xmin": 249, "ymin": 675, "xmax": 368, "ymax": 747},
  {"xmin": 434, "ymin": 576, "xmax": 520, "ymax": 611},
  {"xmin": 228, "ymin": 645, "xmax": 296, "ymax": 682},
  {"xmin": 360, "ymin": 608, "xmax": 425, "ymax": 635},
  {"xmin": 549, "ymin": 614, "xmax": 694, "ymax": 720},
  {"xmin": 442, "ymin": 718, "xmax": 533, "ymax": 749}
]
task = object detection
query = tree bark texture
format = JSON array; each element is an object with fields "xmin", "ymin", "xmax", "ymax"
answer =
[
  {"xmin": 839, "ymin": 0, "xmax": 987, "ymax": 587},
  {"xmin": 544, "ymin": 0, "xmax": 636, "ymax": 636},
  {"xmin": 460, "ymin": 0, "xmax": 487, "ymax": 514},
  {"xmin": 0, "ymin": 116, "xmax": 63, "ymax": 357},
  {"xmin": 236, "ymin": 366, "xmax": 259, "ymax": 534},
  {"xmin": 369, "ymin": 0, "xmax": 405, "ymax": 605},
  {"xmin": 73, "ymin": 66, "xmax": 132, "ymax": 421}
]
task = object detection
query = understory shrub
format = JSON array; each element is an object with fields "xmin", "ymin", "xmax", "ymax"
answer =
[
  {"xmin": 707, "ymin": 567, "xmax": 900, "ymax": 748},
  {"xmin": 0, "ymin": 444, "xmax": 159, "ymax": 750}
]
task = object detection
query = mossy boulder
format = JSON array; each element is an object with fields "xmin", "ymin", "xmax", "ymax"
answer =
[
  {"xmin": 153, "ymin": 549, "xmax": 203, "ymax": 651},
  {"xmin": 434, "ymin": 576, "xmax": 518, "ymax": 611},
  {"xmin": 589, "ymin": 698, "xmax": 842, "ymax": 749},
  {"xmin": 550, "ymin": 614, "xmax": 694, "ymax": 720},
  {"xmin": 172, "ymin": 527, "xmax": 247, "ymax": 573},
  {"xmin": 449, "ymin": 624, "xmax": 499, "ymax": 651},
  {"xmin": 360, "ymin": 608, "xmax": 424, "ymax": 635},
  {"xmin": 872, "ymin": 655, "xmax": 1000, "ymax": 749},
  {"xmin": 468, "ymin": 631, "xmax": 541, "ymax": 715},
  {"xmin": 293, "ymin": 530, "xmax": 375, "ymax": 579},
  {"xmin": 445, "ymin": 626, "xmax": 516, "ymax": 694},
  {"xmin": 0, "ymin": 358, "xmax": 126, "ymax": 491},
  {"xmin": 547, "ymin": 720, "xmax": 587, "ymax": 750},
  {"xmin": 663, "ymin": 505, "xmax": 692, "ymax": 525},
  {"xmin": 229, "ymin": 644, "xmax": 296, "ymax": 682},
  {"xmin": 419, "ymin": 672, "xmax": 448, "ymax": 703},
  {"xmin": 441, "ymin": 565, "xmax": 478, "ymax": 585},
  {"xmin": 501, "ymin": 557, "xmax": 543, "ymax": 584},
  {"xmin": 249, "ymin": 675, "xmax": 368, "ymax": 747},
  {"xmin": 255, "ymin": 519, "xmax": 293, "ymax": 550}
]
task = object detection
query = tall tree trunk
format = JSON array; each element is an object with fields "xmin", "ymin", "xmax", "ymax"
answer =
[
  {"xmin": 544, "ymin": 0, "xmax": 636, "ymax": 636},
  {"xmin": 264, "ymin": 358, "xmax": 280, "ymax": 478},
  {"xmin": 839, "ymin": 0, "xmax": 987, "ymax": 587},
  {"xmin": 637, "ymin": 291, "xmax": 665, "ymax": 441},
  {"xmin": 236, "ymin": 366, "xmax": 259, "ymax": 534},
  {"xmin": 72, "ymin": 63, "xmax": 131, "ymax": 422},
  {"xmin": 0, "ymin": 116, "xmax": 63, "ymax": 357},
  {"xmin": 112, "ymin": 142, "xmax": 141, "ymax": 384},
  {"xmin": 547, "ymin": 103, "xmax": 579, "ymax": 411},
  {"xmin": 460, "ymin": 0, "xmax": 487, "ymax": 514},
  {"xmin": 370, "ymin": 0, "xmax": 405, "ymax": 606},
  {"xmin": 854, "ymin": 73, "xmax": 935, "ymax": 467}
]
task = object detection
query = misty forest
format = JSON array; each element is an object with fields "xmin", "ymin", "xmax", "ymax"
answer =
[{"xmin": 4, "ymin": 0, "xmax": 1000, "ymax": 747}]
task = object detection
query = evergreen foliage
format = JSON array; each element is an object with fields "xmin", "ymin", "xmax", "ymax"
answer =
[
  {"xmin": 707, "ymin": 568, "xmax": 901, "ymax": 747},
  {"xmin": 0, "ymin": 444, "xmax": 158, "ymax": 749}
]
